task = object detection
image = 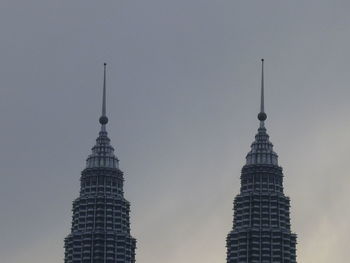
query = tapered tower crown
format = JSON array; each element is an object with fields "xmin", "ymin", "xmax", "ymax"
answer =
[
  {"xmin": 246, "ymin": 59, "xmax": 278, "ymax": 166},
  {"xmin": 226, "ymin": 60, "xmax": 297, "ymax": 263},
  {"xmin": 85, "ymin": 63, "xmax": 119, "ymax": 169},
  {"xmin": 64, "ymin": 64, "xmax": 136, "ymax": 263}
]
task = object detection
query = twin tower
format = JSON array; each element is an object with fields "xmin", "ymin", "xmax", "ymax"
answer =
[{"xmin": 64, "ymin": 60, "xmax": 297, "ymax": 263}]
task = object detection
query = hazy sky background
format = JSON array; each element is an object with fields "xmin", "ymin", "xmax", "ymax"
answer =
[{"xmin": 1, "ymin": 1, "xmax": 350, "ymax": 262}]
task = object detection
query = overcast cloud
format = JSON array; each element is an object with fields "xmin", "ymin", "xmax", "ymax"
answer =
[{"xmin": 1, "ymin": 1, "xmax": 350, "ymax": 262}]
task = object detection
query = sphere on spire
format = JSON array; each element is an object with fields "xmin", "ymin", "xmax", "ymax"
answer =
[
  {"xmin": 258, "ymin": 112, "xmax": 267, "ymax": 121},
  {"xmin": 99, "ymin": 116, "xmax": 108, "ymax": 125}
]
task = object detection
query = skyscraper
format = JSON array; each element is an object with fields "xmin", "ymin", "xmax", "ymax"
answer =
[
  {"xmin": 64, "ymin": 64, "xmax": 136, "ymax": 263},
  {"xmin": 226, "ymin": 60, "xmax": 297, "ymax": 263}
]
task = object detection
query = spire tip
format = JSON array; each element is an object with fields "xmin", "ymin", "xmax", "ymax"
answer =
[
  {"xmin": 99, "ymin": 63, "xmax": 108, "ymax": 125},
  {"xmin": 258, "ymin": 59, "xmax": 267, "ymax": 122}
]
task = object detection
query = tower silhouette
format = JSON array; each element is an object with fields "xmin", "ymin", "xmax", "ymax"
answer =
[
  {"xmin": 226, "ymin": 60, "xmax": 297, "ymax": 263},
  {"xmin": 64, "ymin": 64, "xmax": 136, "ymax": 263}
]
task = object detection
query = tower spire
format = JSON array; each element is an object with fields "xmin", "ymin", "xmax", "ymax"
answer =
[
  {"xmin": 226, "ymin": 60, "xmax": 297, "ymax": 263},
  {"xmin": 99, "ymin": 63, "xmax": 108, "ymax": 130},
  {"xmin": 64, "ymin": 63, "xmax": 137, "ymax": 263},
  {"xmin": 258, "ymin": 59, "xmax": 267, "ymax": 125}
]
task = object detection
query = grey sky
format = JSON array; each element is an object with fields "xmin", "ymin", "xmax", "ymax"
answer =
[{"xmin": 1, "ymin": 0, "xmax": 350, "ymax": 262}]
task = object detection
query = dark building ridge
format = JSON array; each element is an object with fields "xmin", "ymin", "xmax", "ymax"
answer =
[
  {"xmin": 226, "ymin": 60, "xmax": 297, "ymax": 263},
  {"xmin": 64, "ymin": 64, "xmax": 136, "ymax": 263}
]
